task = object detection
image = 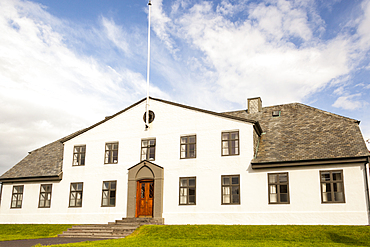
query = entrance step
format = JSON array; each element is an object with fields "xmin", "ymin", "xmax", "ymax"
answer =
[{"xmin": 58, "ymin": 218, "xmax": 163, "ymax": 239}]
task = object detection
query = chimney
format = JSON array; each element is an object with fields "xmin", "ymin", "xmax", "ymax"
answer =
[{"xmin": 247, "ymin": 97, "xmax": 262, "ymax": 114}]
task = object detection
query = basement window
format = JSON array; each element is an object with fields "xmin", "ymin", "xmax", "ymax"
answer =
[{"xmin": 272, "ymin": 111, "xmax": 280, "ymax": 117}]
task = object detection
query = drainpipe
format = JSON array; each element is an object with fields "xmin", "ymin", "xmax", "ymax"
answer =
[{"xmin": 364, "ymin": 159, "xmax": 370, "ymax": 225}]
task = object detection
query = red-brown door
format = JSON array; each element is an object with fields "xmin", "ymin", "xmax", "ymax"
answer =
[{"xmin": 136, "ymin": 180, "xmax": 154, "ymax": 217}]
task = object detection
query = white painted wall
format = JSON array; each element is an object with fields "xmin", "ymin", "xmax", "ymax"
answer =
[{"xmin": 0, "ymin": 99, "xmax": 368, "ymax": 225}]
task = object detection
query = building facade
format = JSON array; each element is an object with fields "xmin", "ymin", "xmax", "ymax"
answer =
[{"xmin": 0, "ymin": 97, "xmax": 369, "ymax": 225}]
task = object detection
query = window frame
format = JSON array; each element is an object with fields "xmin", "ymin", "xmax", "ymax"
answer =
[
  {"xmin": 180, "ymin": 135, "xmax": 196, "ymax": 159},
  {"xmin": 72, "ymin": 145, "xmax": 86, "ymax": 166},
  {"xmin": 69, "ymin": 182, "xmax": 83, "ymax": 208},
  {"xmin": 11, "ymin": 185, "xmax": 24, "ymax": 209},
  {"xmin": 104, "ymin": 142, "xmax": 119, "ymax": 164},
  {"xmin": 38, "ymin": 184, "xmax": 52, "ymax": 208},
  {"xmin": 221, "ymin": 131, "xmax": 240, "ymax": 156},
  {"xmin": 101, "ymin": 181, "xmax": 117, "ymax": 207},
  {"xmin": 268, "ymin": 172, "xmax": 290, "ymax": 204},
  {"xmin": 141, "ymin": 138, "xmax": 156, "ymax": 161},
  {"xmin": 320, "ymin": 170, "xmax": 345, "ymax": 204},
  {"xmin": 179, "ymin": 177, "xmax": 196, "ymax": 205},
  {"xmin": 221, "ymin": 175, "xmax": 240, "ymax": 205}
]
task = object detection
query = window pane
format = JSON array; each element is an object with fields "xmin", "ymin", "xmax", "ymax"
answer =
[
  {"xmin": 102, "ymin": 191, "xmax": 108, "ymax": 199},
  {"xmin": 45, "ymin": 200, "xmax": 50, "ymax": 207},
  {"xmin": 77, "ymin": 183, "xmax": 83, "ymax": 191},
  {"xmin": 232, "ymin": 194, "xmax": 239, "ymax": 204},
  {"xmin": 280, "ymin": 185, "xmax": 287, "ymax": 193},
  {"xmin": 269, "ymin": 174, "xmax": 277, "ymax": 183},
  {"xmin": 279, "ymin": 174, "xmax": 287, "ymax": 183},
  {"xmin": 270, "ymin": 185, "xmax": 277, "ymax": 194},
  {"xmin": 223, "ymin": 177, "xmax": 230, "ymax": 185},
  {"xmin": 280, "ymin": 194, "xmax": 288, "ymax": 202},
  {"xmin": 181, "ymin": 137, "xmax": 187, "ymax": 144},
  {"xmin": 232, "ymin": 176, "xmax": 239, "ymax": 185},
  {"xmin": 322, "ymin": 183, "xmax": 331, "ymax": 192},
  {"xmin": 180, "ymin": 179, "xmax": 188, "ymax": 187},
  {"xmin": 142, "ymin": 140, "xmax": 148, "ymax": 147},
  {"xmin": 231, "ymin": 132, "xmax": 238, "ymax": 140},
  {"xmin": 110, "ymin": 198, "xmax": 115, "ymax": 206},
  {"xmin": 222, "ymin": 133, "xmax": 229, "ymax": 140},
  {"xmin": 189, "ymin": 179, "xmax": 196, "ymax": 187},
  {"xmin": 321, "ymin": 172, "xmax": 330, "ymax": 181},
  {"xmin": 103, "ymin": 182, "xmax": 109, "ymax": 190},
  {"xmin": 270, "ymin": 194, "xmax": 277, "ymax": 203},
  {"xmin": 333, "ymin": 172, "xmax": 342, "ymax": 181},
  {"xmin": 334, "ymin": 192, "xmax": 344, "ymax": 202},
  {"xmin": 111, "ymin": 182, "xmax": 116, "ymax": 190},
  {"xmin": 189, "ymin": 136, "xmax": 196, "ymax": 143}
]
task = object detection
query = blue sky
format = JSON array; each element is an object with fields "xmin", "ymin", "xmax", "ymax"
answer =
[{"xmin": 0, "ymin": 0, "xmax": 370, "ymax": 175}]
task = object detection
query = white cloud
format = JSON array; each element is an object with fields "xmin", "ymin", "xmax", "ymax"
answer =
[
  {"xmin": 0, "ymin": 0, "xmax": 167, "ymax": 175},
  {"xmin": 332, "ymin": 94, "xmax": 364, "ymax": 110},
  {"xmin": 100, "ymin": 17, "xmax": 130, "ymax": 54}
]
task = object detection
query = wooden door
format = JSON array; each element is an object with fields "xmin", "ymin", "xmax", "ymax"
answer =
[{"xmin": 136, "ymin": 180, "xmax": 154, "ymax": 217}]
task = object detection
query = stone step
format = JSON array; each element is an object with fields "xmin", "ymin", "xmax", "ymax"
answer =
[
  {"xmin": 58, "ymin": 217, "xmax": 163, "ymax": 239},
  {"xmin": 72, "ymin": 225, "xmax": 138, "ymax": 230}
]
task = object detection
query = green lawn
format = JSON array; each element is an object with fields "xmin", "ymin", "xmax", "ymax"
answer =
[
  {"xmin": 1, "ymin": 225, "xmax": 370, "ymax": 246},
  {"xmin": 0, "ymin": 224, "xmax": 73, "ymax": 241}
]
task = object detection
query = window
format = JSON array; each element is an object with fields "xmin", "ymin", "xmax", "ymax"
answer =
[
  {"xmin": 222, "ymin": 131, "xmax": 239, "ymax": 156},
  {"xmin": 69, "ymin": 183, "xmax": 83, "ymax": 207},
  {"xmin": 272, "ymin": 110, "xmax": 281, "ymax": 117},
  {"xmin": 39, "ymin": 184, "xmax": 52, "ymax": 208},
  {"xmin": 180, "ymin": 135, "xmax": 196, "ymax": 159},
  {"xmin": 73, "ymin": 145, "xmax": 86, "ymax": 166},
  {"xmin": 320, "ymin": 170, "xmax": 345, "ymax": 203},
  {"xmin": 102, "ymin": 181, "xmax": 116, "ymax": 207},
  {"xmin": 105, "ymin": 142, "xmax": 118, "ymax": 164},
  {"xmin": 179, "ymin": 177, "xmax": 196, "ymax": 205},
  {"xmin": 268, "ymin": 173, "xmax": 289, "ymax": 204},
  {"xmin": 221, "ymin": 175, "xmax": 240, "ymax": 204},
  {"xmin": 11, "ymin": 185, "xmax": 24, "ymax": 208},
  {"xmin": 141, "ymin": 139, "xmax": 156, "ymax": 161}
]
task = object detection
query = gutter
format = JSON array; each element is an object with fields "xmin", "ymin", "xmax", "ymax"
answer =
[{"xmin": 0, "ymin": 172, "xmax": 63, "ymax": 184}]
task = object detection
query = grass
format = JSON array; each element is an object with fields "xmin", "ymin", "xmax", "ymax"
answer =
[
  {"xmin": 30, "ymin": 225, "xmax": 370, "ymax": 247},
  {"xmin": 0, "ymin": 224, "xmax": 73, "ymax": 241}
]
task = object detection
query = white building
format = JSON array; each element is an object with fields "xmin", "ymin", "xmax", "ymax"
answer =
[{"xmin": 0, "ymin": 97, "xmax": 369, "ymax": 225}]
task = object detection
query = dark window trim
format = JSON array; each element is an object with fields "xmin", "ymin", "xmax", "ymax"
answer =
[
  {"xmin": 72, "ymin": 145, "xmax": 86, "ymax": 166},
  {"xmin": 104, "ymin": 142, "xmax": 119, "ymax": 164},
  {"xmin": 180, "ymin": 135, "xmax": 196, "ymax": 159},
  {"xmin": 10, "ymin": 185, "xmax": 24, "ymax": 209},
  {"xmin": 221, "ymin": 131, "xmax": 240, "ymax": 156},
  {"xmin": 221, "ymin": 175, "xmax": 240, "ymax": 205},
  {"xmin": 141, "ymin": 138, "xmax": 156, "ymax": 161},
  {"xmin": 38, "ymin": 184, "xmax": 52, "ymax": 208},
  {"xmin": 179, "ymin": 177, "xmax": 196, "ymax": 205},
  {"xmin": 101, "ymin": 180, "xmax": 117, "ymax": 207},
  {"xmin": 69, "ymin": 182, "xmax": 83, "ymax": 208},
  {"xmin": 268, "ymin": 172, "xmax": 290, "ymax": 204},
  {"xmin": 320, "ymin": 170, "xmax": 346, "ymax": 204}
]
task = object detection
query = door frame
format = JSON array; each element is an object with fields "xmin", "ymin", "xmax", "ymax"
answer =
[{"xmin": 127, "ymin": 161, "xmax": 164, "ymax": 219}]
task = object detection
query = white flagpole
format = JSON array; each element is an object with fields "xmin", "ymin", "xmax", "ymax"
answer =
[{"xmin": 145, "ymin": 0, "xmax": 152, "ymax": 130}]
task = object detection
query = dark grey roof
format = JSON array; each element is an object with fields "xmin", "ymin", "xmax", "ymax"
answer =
[
  {"xmin": 224, "ymin": 103, "xmax": 369, "ymax": 164},
  {"xmin": 0, "ymin": 140, "xmax": 63, "ymax": 181}
]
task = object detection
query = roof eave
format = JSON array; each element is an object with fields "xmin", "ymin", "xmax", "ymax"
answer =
[
  {"xmin": 0, "ymin": 172, "xmax": 63, "ymax": 183},
  {"xmin": 251, "ymin": 156, "xmax": 370, "ymax": 169}
]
